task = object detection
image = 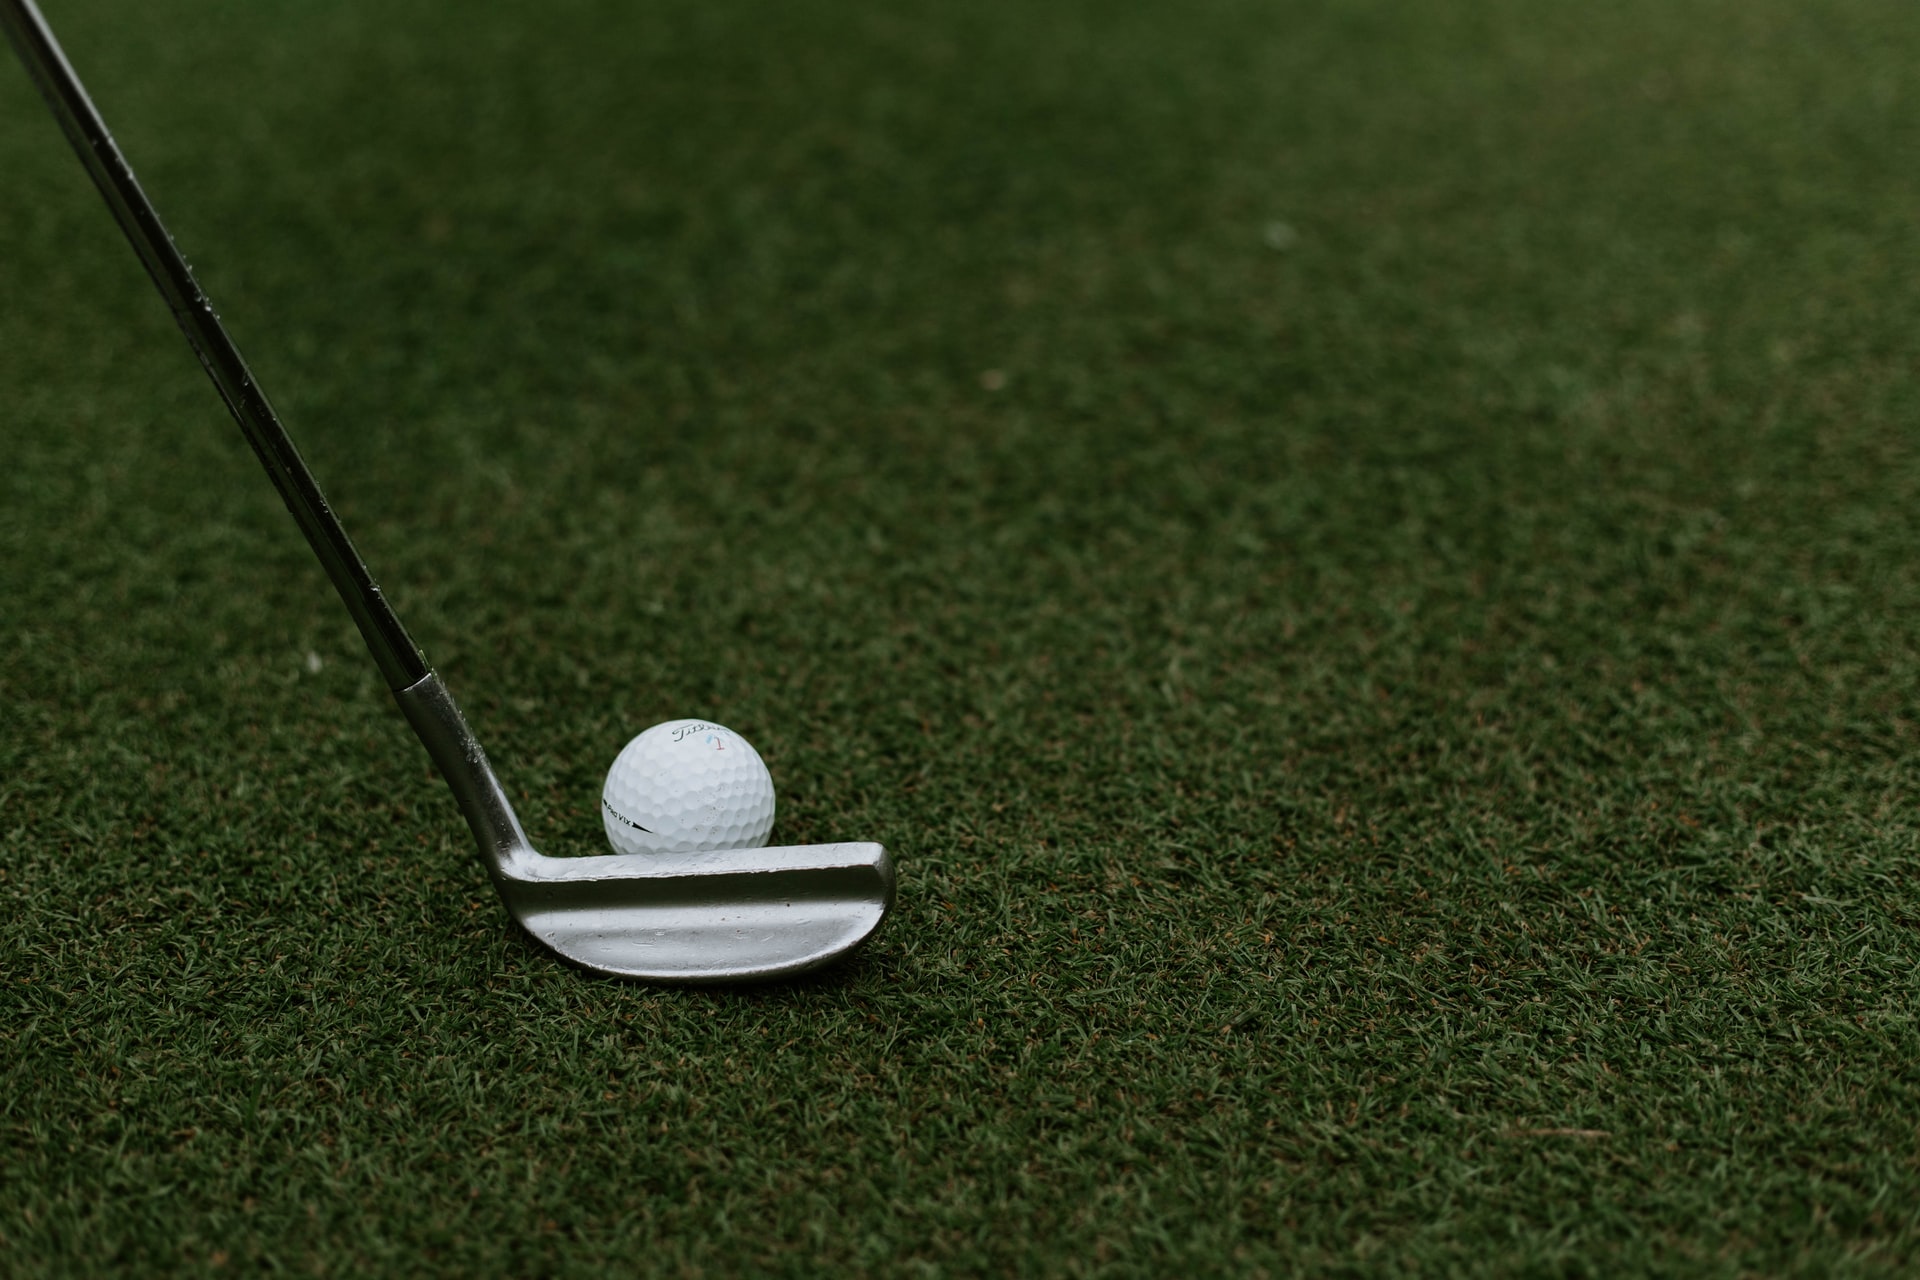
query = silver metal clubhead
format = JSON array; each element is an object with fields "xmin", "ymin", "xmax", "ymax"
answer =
[{"xmin": 396, "ymin": 674, "xmax": 895, "ymax": 984}]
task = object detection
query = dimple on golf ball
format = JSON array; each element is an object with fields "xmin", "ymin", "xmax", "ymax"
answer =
[{"xmin": 601, "ymin": 719, "xmax": 776, "ymax": 855}]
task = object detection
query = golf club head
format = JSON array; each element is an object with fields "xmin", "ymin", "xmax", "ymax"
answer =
[
  {"xmin": 494, "ymin": 841, "xmax": 896, "ymax": 983},
  {"xmin": 395, "ymin": 674, "xmax": 895, "ymax": 984}
]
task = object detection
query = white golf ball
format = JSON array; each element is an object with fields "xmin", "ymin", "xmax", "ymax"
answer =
[{"xmin": 601, "ymin": 719, "xmax": 776, "ymax": 855}]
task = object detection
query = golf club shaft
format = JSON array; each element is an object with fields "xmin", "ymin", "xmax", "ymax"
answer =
[{"xmin": 1, "ymin": 0, "xmax": 429, "ymax": 691}]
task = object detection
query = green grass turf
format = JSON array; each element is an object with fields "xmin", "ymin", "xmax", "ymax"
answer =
[{"xmin": 4, "ymin": 0, "xmax": 1920, "ymax": 1272}]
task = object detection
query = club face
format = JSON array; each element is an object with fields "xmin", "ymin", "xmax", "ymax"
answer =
[{"xmin": 395, "ymin": 674, "xmax": 895, "ymax": 983}]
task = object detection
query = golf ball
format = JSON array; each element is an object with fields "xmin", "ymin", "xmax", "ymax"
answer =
[{"xmin": 601, "ymin": 719, "xmax": 776, "ymax": 855}]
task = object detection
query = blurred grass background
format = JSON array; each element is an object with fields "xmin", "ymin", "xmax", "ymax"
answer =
[{"xmin": 3, "ymin": 0, "xmax": 1918, "ymax": 1272}]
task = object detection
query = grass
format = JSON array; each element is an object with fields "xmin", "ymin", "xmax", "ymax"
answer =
[{"xmin": 3, "ymin": 0, "xmax": 1919, "ymax": 1273}]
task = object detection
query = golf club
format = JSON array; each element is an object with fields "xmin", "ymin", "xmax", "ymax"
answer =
[{"xmin": 1, "ymin": 0, "xmax": 895, "ymax": 983}]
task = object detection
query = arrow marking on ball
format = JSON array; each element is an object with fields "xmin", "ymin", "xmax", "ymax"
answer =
[{"xmin": 602, "ymin": 799, "xmax": 656, "ymax": 834}]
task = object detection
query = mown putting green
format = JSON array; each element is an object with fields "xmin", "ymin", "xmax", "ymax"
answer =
[{"xmin": 4, "ymin": 0, "xmax": 1917, "ymax": 1272}]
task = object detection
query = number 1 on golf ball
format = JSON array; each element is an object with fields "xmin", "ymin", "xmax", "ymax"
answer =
[{"xmin": 602, "ymin": 719, "xmax": 777, "ymax": 855}]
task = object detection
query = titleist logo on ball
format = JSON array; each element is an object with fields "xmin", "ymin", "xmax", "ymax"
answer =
[{"xmin": 670, "ymin": 723, "xmax": 728, "ymax": 743}]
